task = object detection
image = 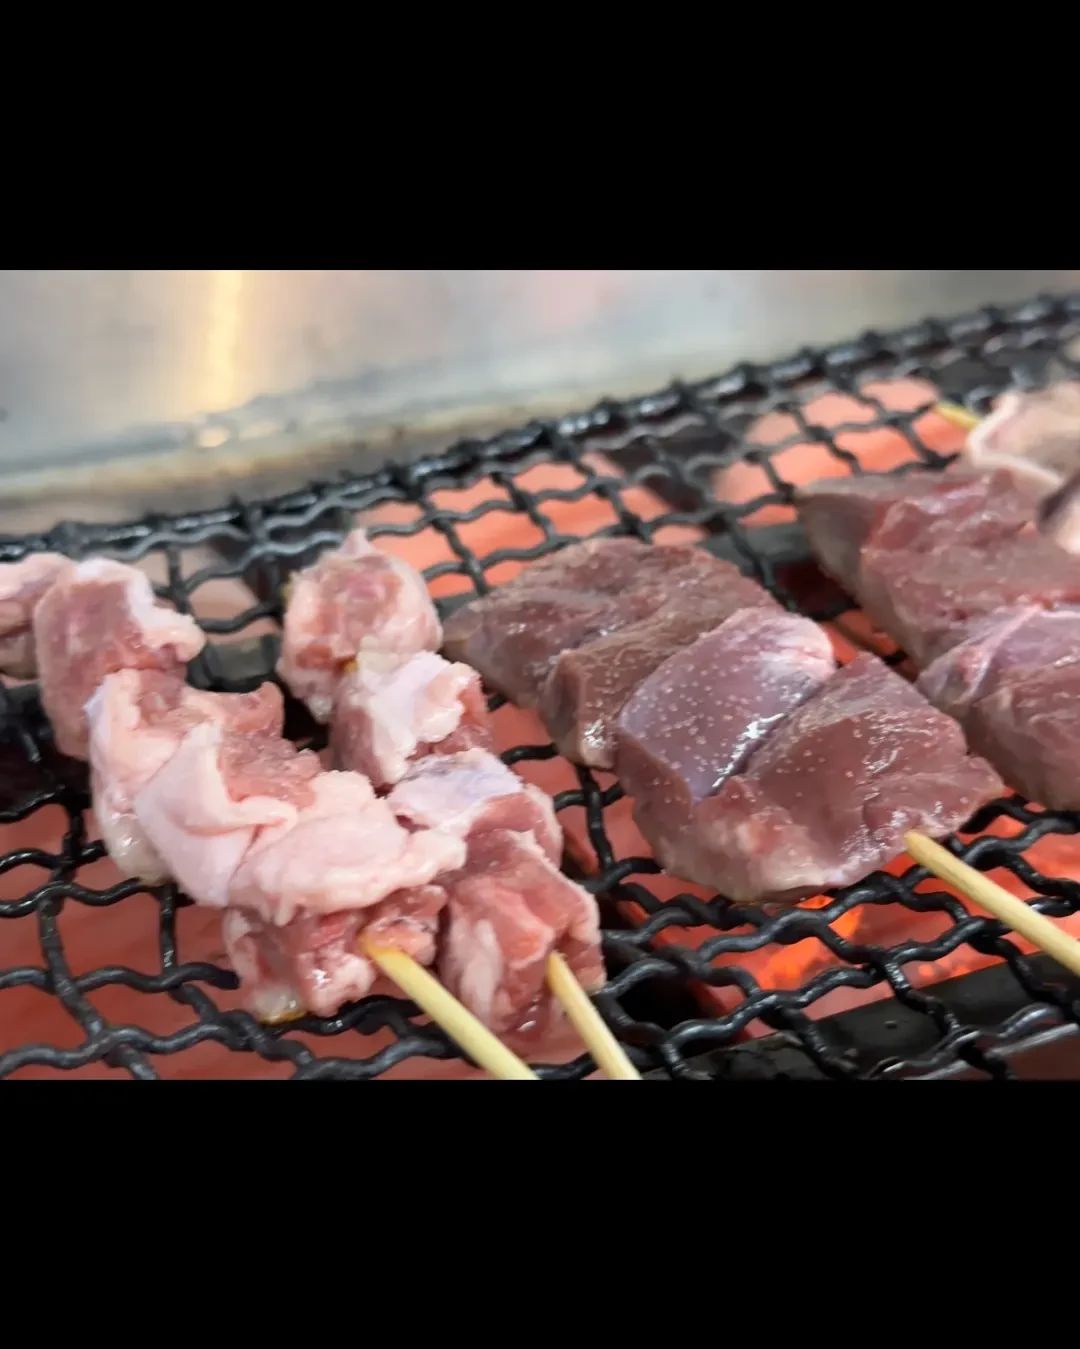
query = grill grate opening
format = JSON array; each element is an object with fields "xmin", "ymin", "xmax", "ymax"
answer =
[{"xmin": 4, "ymin": 292, "xmax": 1080, "ymax": 1080}]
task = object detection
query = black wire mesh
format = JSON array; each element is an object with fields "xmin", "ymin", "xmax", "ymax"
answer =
[{"xmin": 4, "ymin": 291, "xmax": 1080, "ymax": 1080}]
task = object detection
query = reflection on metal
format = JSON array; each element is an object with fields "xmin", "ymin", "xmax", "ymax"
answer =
[
  {"xmin": 0, "ymin": 270, "xmax": 1078, "ymax": 513},
  {"xmin": 202, "ymin": 270, "xmax": 246, "ymax": 419}
]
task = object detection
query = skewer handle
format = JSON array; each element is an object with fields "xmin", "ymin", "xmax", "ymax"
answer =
[
  {"xmin": 905, "ymin": 832, "xmax": 1080, "ymax": 979},
  {"xmin": 546, "ymin": 953, "xmax": 642, "ymax": 1080},
  {"xmin": 362, "ymin": 942, "xmax": 540, "ymax": 1080}
]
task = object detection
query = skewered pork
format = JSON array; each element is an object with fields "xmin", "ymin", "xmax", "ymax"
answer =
[
  {"xmin": 222, "ymin": 885, "xmax": 447, "ymax": 1023},
  {"xmin": 386, "ymin": 749, "xmax": 602, "ymax": 1034},
  {"xmin": 0, "ymin": 553, "xmax": 73, "ymax": 678},
  {"xmin": 227, "ymin": 751, "xmax": 587, "ymax": 1027},
  {"xmin": 277, "ymin": 530, "xmax": 441, "ymax": 721},
  {"xmin": 86, "ymin": 669, "xmax": 286, "ymax": 882},
  {"xmin": 438, "ymin": 828, "xmax": 604, "ymax": 1037},
  {"xmin": 226, "ymin": 770, "xmax": 464, "ymax": 925},
  {"xmin": 132, "ymin": 719, "xmax": 322, "ymax": 907},
  {"xmin": 33, "ymin": 558, "xmax": 206, "ymax": 758},
  {"xmin": 387, "ymin": 748, "xmax": 562, "ymax": 864},
  {"xmin": 330, "ymin": 650, "xmax": 492, "ymax": 788}
]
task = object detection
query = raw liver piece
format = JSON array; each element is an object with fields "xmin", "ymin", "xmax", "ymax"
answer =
[
  {"xmin": 917, "ymin": 605, "xmax": 1080, "ymax": 809},
  {"xmin": 648, "ymin": 655, "xmax": 1004, "ymax": 905},
  {"xmin": 615, "ymin": 608, "xmax": 836, "ymax": 848},
  {"xmin": 442, "ymin": 537, "xmax": 767, "ymax": 721}
]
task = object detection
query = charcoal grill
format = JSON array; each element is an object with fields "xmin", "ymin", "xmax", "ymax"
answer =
[{"xmin": 4, "ymin": 290, "xmax": 1080, "ymax": 1081}]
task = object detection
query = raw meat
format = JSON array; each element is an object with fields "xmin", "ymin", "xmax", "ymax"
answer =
[
  {"xmin": 223, "ymin": 749, "xmax": 562, "ymax": 1022},
  {"xmin": 917, "ymin": 606, "xmax": 1080, "ymax": 809},
  {"xmin": 387, "ymin": 748, "xmax": 562, "ymax": 864},
  {"xmin": 133, "ymin": 719, "xmax": 321, "ymax": 906},
  {"xmin": 1039, "ymin": 469, "xmax": 1080, "ymax": 554},
  {"xmin": 796, "ymin": 469, "xmax": 977, "ymax": 593},
  {"xmin": 799, "ymin": 468, "xmax": 1080, "ymax": 665},
  {"xmin": 223, "ymin": 884, "xmax": 446, "ymax": 1022},
  {"xmin": 0, "ymin": 553, "xmax": 73, "ymax": 678},
  {"xmin": 438, "ymin": 828, "xmax": 604, "ymax": 1037},
  {"xmin": 539, "ymin": 571, "xmax": 779, "ymax": 769},
  {"xmin": 797, "ymin": 467, "xmax": 1038, "ymax": 599},
  {"xmin": 86, "ymin": 669, "xmax": 286, "ymax": 881},
  {"xmin": 33, "ymin": 558, "xmax": 206, "ymax": 759},
  {"xmin": 615, "ymin": 609, "xmax": 836, "ymax": 848},
  {"xmin": 277, "ymin": 530, "xmax": 441, "ymax": 721},
  {"xmin": 226, "ymin": 770, "xmax": 466, "ymax": 925},
  {"xmin": 330, "ymin": 650, "xmax": 492, "ymax": 788},
  {"xmin": 442, "ymin": 538, "xmax": 761, "ymax": 714},
  {"xmin": 650, "ymin": 655, "xmax": 1003, "ymax": 904}
]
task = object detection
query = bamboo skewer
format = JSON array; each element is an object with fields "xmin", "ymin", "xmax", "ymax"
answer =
[
  {"xmin": 935, "ymin": 402, "xmax": 981, "ymax": 432},
  {"xmin": 904, "ymin": 831, "xmax": 1080, "ymax": 979},
  {"xmin": 360, "ymin": 940, "xmax": 539, "ymax": 1080},
  {"xmin": 545, "ymin": 952, "xmax": 642, "ymax": 1081}
]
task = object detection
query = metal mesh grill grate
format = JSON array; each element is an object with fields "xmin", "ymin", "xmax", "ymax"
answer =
[{"xmin": 4, "ymin": 292, "xmax": 1080, "ymax": 1080}]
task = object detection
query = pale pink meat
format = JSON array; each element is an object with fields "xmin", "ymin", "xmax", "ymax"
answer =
[
  {"xmin": 86, "ymin": 670, "xmax": 287, "ymax": 881},
  {"xmin": 387, "ymin": 748, "xmax": 562, "ymax": 864},
  {"xmin": 277, "ymin": 530, "xmax": 441, "ymax": 721},
  {"xmin": 224, "ymin": 748, "xmax": 583, "ymax": 1027},
  {"xmin": 132, "ymin": 721, "xmax": 320, "ymax": 907},
  {"xmin": 0, "ymin": 553, "xmax": 73, "ymax": 678},
  {"xmin": 330, "ymin": 650, "xmax": 492, "ymax": 788},
  {"xmin": 439, "ymin": 829, "xmax": 604, "ymax": 1037},
  {"xmin": 33, "ymin": 558, "xmax": 206, "ymax": 759},
  {"xmin": 223, "ymin": 884, "xmax": 446, "ymax": 1022},
  {"xmin": 226, "ymin": 771, "xmax": 465, "ymax": 926}
]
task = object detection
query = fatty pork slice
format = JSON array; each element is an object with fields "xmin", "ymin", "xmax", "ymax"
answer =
[
  {"xmin": 85, "ymin": 670, "xmax": 287, "ymax": 882},
  {"xmin": 227, "ymin": 771, "xmax": 466, "ymax": 926},
  {"xmin": 132, "ymin": 720, "xmax": 322, "ymax": 908},
  {"xmin": 442, "ymin": 537, "xmax": 756, "ymax": 711},
  {"xmin": 615, "ymin": 608, "xmax": 836, "ymax": 849},
  {"xmin": 538, "ymin": 566, "xmax": 778, "ymax": 770},
  {"xmin": 222, "ymin": 885, "xmax": 446, "ymax": 1023},
  {"xmin": 32, "ymin": 557, "xmax": 206, "ymax": 759},
  {"xmin": 277, "ymin": 529, "xmax": 441, "ymax": 722},
  {"xmin": 657, "ymin": 654, "xmax": 1004, "ymax": 905},
  {"xmin": 0, "ymin": 553, "xmax": 73, "ymax": 678},
  {"xmin": 438, "ymin": 828, "xmax": 604, "ymax": 1038},
  {"xmin": 917, "ymin": 606, "xmax": 1080, "ymax": 809},
  {"xmin": 330, "ymin": 650, "xmax": 492, "ymax": 788},
  {"xmin": 387, "ymin": 748, "xmax": 562, "ymax": 864}
]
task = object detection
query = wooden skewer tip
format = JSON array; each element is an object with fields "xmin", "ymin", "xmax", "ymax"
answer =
[
  {"xmin": 545, "ymin": 952, "xmax": 642, "ymax": 1081},
  {"xmin": 360, "ymin": 939, "xmax": 539, "ymax": 1080},
  {"xmin": 934, "ymin": 401, "xmax": 981, "ymax": 431},
  {"xmin": 904, "ymin": 831, "xmax": 1080, "ymax": 980}
]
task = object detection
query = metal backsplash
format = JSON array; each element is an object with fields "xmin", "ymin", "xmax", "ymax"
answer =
[{"xmin": 1, "ymin": 271, "xmax": 1078, "ymax": 523}]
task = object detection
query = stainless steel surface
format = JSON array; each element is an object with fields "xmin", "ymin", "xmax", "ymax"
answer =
[{"xmin": 1, "ymin": 270, "xmax": 1077, "ymax": 523}]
